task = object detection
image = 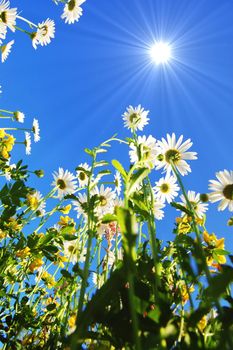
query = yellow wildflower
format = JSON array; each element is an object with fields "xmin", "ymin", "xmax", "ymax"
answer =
[
  {"xmin": 16, "ymin": 246, "xmax": 31, "ymax": 259},
  {"xmin": 0, "ymin": 128, "xmax": 6, "ymax": 138},
  {"xmin": 60, "ymin": 204, "xmax": 72, "ymax": 214},
  {"xmin": 5, "ymin": 135, "xmax": 15, "ymax": 152},
  {"xmin": 1, "ymin": 148, "xmax": 9, "ymax": 159},
  {"xmin": 0, "ymin": 229, "xmax": 7, "ymax": 239},
  {"xmin": 27, "ymin": 194, "xmax": 39, "ymax": 210},
  {"xmin": 41, "ymin": 271, "xmax": 56, "ymax": 288},
  {"xmin": 6, "ymin": 218, "xmax": 22, "ymax": 231},
  {"xmin": 68, "ymin": 313, "xmax": 77, "ymax": 329},
  {"xmin": 204, "ymin": 231, "xmax": 226, "ymax": 266},
  {"xmin": 180, "ymin": 283, "xmax": 195, "ymax": 304},
  {"xmin": 203, "ymin": 231, "xmax": 224, "ymax": 249},
  {"xmin": 54, "ymin": 253, "xmax": 68, "ymax": 268},
  {"xmin": 58, "ymin": 215, "xmax": 74, "ymax": 227},
  {"xmin": 29, "ymin": 258, "xmax": 43, "ymax": 272},
  {"xmin": 177, "ymin": 216, "xmax": 192, "ymax": 234},
  {"xmin": 198, "ymin": 315, "xmax": 207, "ymax": 333}
]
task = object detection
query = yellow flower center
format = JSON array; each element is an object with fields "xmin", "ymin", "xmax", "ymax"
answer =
[
  {"xmin": 57, "ymin": 179, "xmax": 66, "ymax": 189},
  {"xmin": 129, "ymin": 113, "xmax": 139, "ymax": 124},
  {"xmin": 160, "ymin": 183, "xmax": 169, "ymax": 193},
  {"xmin": 165, "ymin": 149, "xmax": 181, "ymax": 164},
  {"xmin": 99, "ymin": 195, "xmax": 107, "ymax": 207},
  {"xmin": 68, "ymin": 0, "xmax": 76, "ymax": 11},
  {"xmin": 0, "ymin": 11, "xmax": 7, "ymax": 23},
  {"xmin": 223, "ymin": 184, "xmax": 233, "ymax": 200},
  {"xmin": 79, "ymin": 171, "xmax": 86, "ymax": 181}
]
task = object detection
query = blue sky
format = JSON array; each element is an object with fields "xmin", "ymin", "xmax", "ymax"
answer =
[{"xmin": 1, "ymin": 0, "xmax": 233, "ymax": 250}]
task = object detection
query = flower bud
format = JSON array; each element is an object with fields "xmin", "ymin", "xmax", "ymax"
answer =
[
  {"xmin": 200, "ymin": 193, "xmax": 209, "ymax": 203},
  {"xmin": 34, "ymin": 169, "xmax": 44, "ymax": 178}
]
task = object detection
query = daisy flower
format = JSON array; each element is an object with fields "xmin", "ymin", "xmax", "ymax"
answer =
[
  {"xmin": 73, "ymin": 192, "xmax": 88, "ymax": 219},
  {"xmin": 129, "ymin": 135, "xmax": 158, "ymax": 169},
  {"xmin": 153, "ymin": 173, "xmax": 180, "ymax": 204},
  {"xmin": 92, "ymin": 272, "xmax": 104, "ymax": 289},
  {"xmin": 13, "ymin": 110, "xmax": 24, "ymax": 123},
  {"xmin": 32, "ymin": 118, "xmax": 40, "ymax": 142},
  {"xmin": 208, "ymin": 170, "xmax": 233, "ymax": 211},
  {"xmin": 37, "ymin": 18, "xmax": 55, "ymax": 46},
  {"xmin": 0, "ymin": 1, "xmax": 17, "ymax": 32},
  {"xmin": 76, "ymin": 162, "xmax": 90, "ymax": 187},
  {"xmin": 155, "ymin": 133, "xmax": 197, "ymax": 176},
  {"xmin": 1, "ymin": 39, "xmax": 14, "ymax": 62},
  {"xmin": 52, "ymin": 167, "xmax": 77, "ymax": 199},
  {"xmin": 122, "ymin": 104, "xmax": 149, "ymax": 131},
  {"xmin": 94, "ymin": 184, "xmax": 116, "ymax": 218},
  {"xmin": 24, "ymin": 132, "xmax": 31, "ymax": 155},
  {"xmin": 63, "ymin": 240, "xmax": 86, "ymax": 264},
  {"xmin": 61, "ymin": 0, "xmax": 86, "ymax": 24},
  {"xmin": 0, "ymin": 21, "xmax": 7, "ymax": 43},
  {"xmin": 153, "ymin": 199, "xmax": 165, "ymax": 220},
  {"xmin": 179, "ymin": 190, "xmax": 208, "ymax": 218},
  {"xmin": 114, "ymin": 171, "xmax": 122, "ymax": 196}
]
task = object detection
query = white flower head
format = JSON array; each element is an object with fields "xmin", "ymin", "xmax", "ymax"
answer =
[
  {"xmin": 155, "ymin": 133, "xmax": 197, "ymax": 176},
  {"xmin": 0, "ymin": 1, "xmax": 17, "ymax": 32},
  {"xmin": 61, "ymin": 0, "xmax": 86, "ymax": 24},
  {"xmin": 122, "ymin": 104, "xmax": 149, "ymax": 131},
  {"xmin": 4, "ymin": 161, "xmax": 16, "ymax": 181},
  {"xmin": 24, "ymin": 132, "xmax": 31, "ymax": 155},
  {"xmin": 72, "ymin": 192, "xmax": 88, "ymax": 219},
  {"xmin": 37, "ymin": 18, "xmax": 55, "ymax": 47},
  {"xmin": 153, "ymin": 173, "xmax": 180, "ymax": 204},
  {"xmin": 1, "ymin": 39, "xmax": 14, "ymax": 62},
  {"xmin": 153, "ymin": 199, "xmax": 165, "ymax": 220},
  {"xmin": 129, "ymin": 135, "xmax": 158, "ymax": 169},
  {"xmin": 52, "ymin": 167, "xmax": 77, "ymax": 199},
  {"xmin": 94, "ymin": 184, "xmax": 116, "ymax": 218},
  {"xmin": 32, "ymin": 118, "xmax": 40, "ymax": 142},
  {"xmin": 209, "ymin": 170, "xmax": 233, "ymax": 211},
  {"xmin": 179, "ymin": 190, "xmax": 208, "ymax": 218},
  {"xmin": 114, "ymin": 171, "xmax": 122, "ymax": 196},
  {"xmin": 76, "ymin": 162, "xmax": 91, "ymax": 187},
  {"xmin": 13, "ymin": 111, "xmax": 25, "ymax": 123},
  {"xmin": 92, "ymin": 272, "xmax": 104, "ymax": 289},
  {"xmin": 0, "ymin": 21, "xmax": 7, "ymax": 43},
  {"xmin": 63, "ymin": 240, "xmax": 86, "ymax": 264}
]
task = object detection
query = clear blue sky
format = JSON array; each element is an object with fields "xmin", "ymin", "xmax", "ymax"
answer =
[{"xmin": 1, "ymin": 0, "xmax": 233, "ymax": 250}]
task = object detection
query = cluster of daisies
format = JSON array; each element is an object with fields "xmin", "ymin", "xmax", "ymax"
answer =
[
  {"xmin": 0, "ymin": 0, "xmax": 86, "ymax": 62},
  {"xmin": 52, "ymin": 166, "xmax": 122, "ymax": 222},
  {"xmin": 124, "ymin": 104, "xmax": 233, "ymax": 216},
  {"xmin": 50, "ymin": 104, "xmax": 233, "ymax": 239}
]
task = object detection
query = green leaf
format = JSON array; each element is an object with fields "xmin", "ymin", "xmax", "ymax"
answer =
[
  {"xmin": 101, "ymin": 213, "xmax": 118, "ymax": 224},
  {"xmin": 94, "ymin": 161, "xmax": 109, "ymax": 168},
  {"xmin": 116, "ymin": 207, "xmax": 137, "ymax": 270},
  {"xmin": 96, "ymin": 148, "xmax": 107, "ymax": 154},
  {"xmin": 61, "ymin": 269, "xmax": 73, "ymax": 279},
  {"xmin": 204, "ymin": 265, "xmax": 233, "ymax": 299},
  {"xmin": 170, "ymin": 202, "xmax": 192, "ymax": 216},
  {"xmin": 214, "ymin": 249, "xmax": 230, "ymax": 256},
  {"xmin": 112, "ymin": 159, "xmax": 127, "ymax": 180},
  {"xmin": 84, "ymin": 148, "xmax": 94, "ymax": 157},
  {"xmin": 62, "ymin": 234, "xmax": 78, "ymax": 241},
  {"xmin": 127, "ymin": 167, "xmax": 150, "ymax": 197}
]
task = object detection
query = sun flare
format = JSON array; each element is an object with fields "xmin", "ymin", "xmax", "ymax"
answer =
[{"xmin": 149, "ymin": 41, "xmax": 172, "ymax": 65}]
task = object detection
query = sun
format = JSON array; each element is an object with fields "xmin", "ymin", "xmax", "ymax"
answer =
[{"xmin": 149, "ymin": 41, "xmax": 172, "ymax": 65}]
